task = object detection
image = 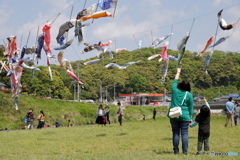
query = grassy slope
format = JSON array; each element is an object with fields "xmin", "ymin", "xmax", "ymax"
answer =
[
  {"xmin": 0, "ymin": 92, "xmax": 168, "ymax": 130},
  {"xmin": 0, "ymin": 117, "xmax": 239, "ymax": 160}
]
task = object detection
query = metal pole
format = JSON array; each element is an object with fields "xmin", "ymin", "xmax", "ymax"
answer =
[
  {"xmin": 77, "ymin": 61, "xmax": 80, "ymax": 101},
  {"xmin": 106, "ymin": 86, "xmax": 108, "ymax": 102},
  {"xmin": 74, "ymin": 83, "xmax": 76, "ymax": 100},
  {"xmin": 114, "ymin": 83, "xmax": 116, "ymax": 102},
  {"xmin": 100, "ymin": 81, "xmax": 102, "ymax": 102}
]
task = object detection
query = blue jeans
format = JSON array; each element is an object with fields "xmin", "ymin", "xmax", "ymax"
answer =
[
  {"xmin": 234, "ymin": 115, "xmax": 239, "ymax": 125},
  {"xmin": 170, "ymin": 119, "xmax": 189, "ymax": 154}
]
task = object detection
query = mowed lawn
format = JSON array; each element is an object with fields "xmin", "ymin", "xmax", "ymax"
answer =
[{"xmin": 0, "ymin": 116, "xmax": 239, "ymax": 160}]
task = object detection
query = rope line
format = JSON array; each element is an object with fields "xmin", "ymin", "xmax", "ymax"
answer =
[
  {"xmin": 231, "ymin": 17, "xmax": 240, "ymax": 36},
  {"xmin": 26, "ymin": 31, "xmax": 31, "ymax": 46}
]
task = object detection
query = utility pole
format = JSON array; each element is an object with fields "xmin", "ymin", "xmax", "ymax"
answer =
[
  {"xmin": 164, "ymin": 88, "xmax": 166, "ymax": 102},
  {"xmin": 100, "ymin": 81, "xmax": 102, "ymax": 102},
  {"xmin": 114, "ymin": 83, "xmax": 116, "ymax": 102},
  {"xmin": 218, "ymin": 87, "xmax": 220, "ymax": 99},
  {"xmin": 77, "ymin": 60, "xmax": 80, "ymax": 102},
  {"xmin": 105, "ymin": 86, "xmax": 108, "ymax": 102},
  {"xmin": 74, "ymin": 83, "xmax": 76, "ymax": 100}
]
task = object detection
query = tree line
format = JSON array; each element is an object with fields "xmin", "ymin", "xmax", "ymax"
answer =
[{"xmin": 0, "ymin": 47, "xmax": 240, "ymax": 101}]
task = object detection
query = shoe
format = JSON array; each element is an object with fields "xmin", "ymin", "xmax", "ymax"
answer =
[
  {"xmin": 196, "ymin": 152, "xmax": 201, "ymax": 155},
  {"xmin": 203, "ymin": 152, "xmax": 208, "ymax": 154},
  {"xmin": 183, "ymin": 152, "xmax": 188, "ymax": 155}
]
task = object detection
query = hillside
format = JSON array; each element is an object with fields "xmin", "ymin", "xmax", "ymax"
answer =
[{"xmin": 0, "ymin": 91, "xmax": 163, "ymax": 130}]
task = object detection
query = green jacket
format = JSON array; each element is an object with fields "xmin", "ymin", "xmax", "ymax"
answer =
[{"xmin": 167, "ymin": 79, "xmax": 194, "ymax": 121}]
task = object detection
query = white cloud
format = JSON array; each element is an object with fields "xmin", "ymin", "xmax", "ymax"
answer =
[
  {"xmin": 213, "ymin": 0, "xmax": 230, "ymax": 6},
  {"xmin": 0, "ymin": 3, "xmax": 12, "ymax": 39}
]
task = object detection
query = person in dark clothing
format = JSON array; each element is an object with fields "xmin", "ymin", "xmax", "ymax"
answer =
[
  {"xmin": 55, "ymin": 120, "xmax": 60, "ymax": 128},
  {"xmin": 105, "ymin": 106, "xmax": 110, "ymax": 124},
  {"xmin": 153, "ymin": 108, "xmax": 157, "ymax": 121},
  {"xmin": 190, "ymin": 98, "xmax": 211, "ymax": 155},
  {"xmin": 26, "ymin": 108, "xmax": 34, "ymax": 130}
]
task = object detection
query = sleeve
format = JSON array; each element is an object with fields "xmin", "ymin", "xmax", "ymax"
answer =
[
  {"xmin": 188, "ymin": 93, "xmax": 194, "ymax": 115},
  {"xmin": 190, "ymin": 121, "xmax": 198, "ymax": 128},
  {"xmin": 195, "ymin": 114, "xmax": 200, "ymax": 123},
  {"xmin": 205, "ymin": 102, "xmax": 210, "ymax": 109},
  {"xmin": 171, "ymin": 79, "xmax": 178, "ymax": 93}
]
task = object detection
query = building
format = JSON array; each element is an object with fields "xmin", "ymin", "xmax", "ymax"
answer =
[
  {"xmin": 118, "ymin": 93, "xmax": 167, "ymax": 106},
  {"xmin": 0, "ymin": 82, "xmax": 6, "ymax": 90}
]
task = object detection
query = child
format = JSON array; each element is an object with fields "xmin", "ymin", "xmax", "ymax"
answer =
[
  {"xmin": 102, "ymin": 116, "xmax": 107, "ymax": 126},
  {"xmin": 68, "ymin": 119, "xmax": 73, "ymax": 127},
  {"xmin": 55, "ymin": 120, "xmax": 60, "ymax": 128},
  {"xmin": 190, "ymin": 97, "xmax": 211, "ymax": 155}
]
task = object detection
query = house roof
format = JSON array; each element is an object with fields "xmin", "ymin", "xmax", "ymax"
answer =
[
  {"xmin": 0, "ymin": 82, "xmax": 6, "ymax": 86},
  {"xmin": 119, "ymin": 93, "xmax": 164, "ymax": 97}
]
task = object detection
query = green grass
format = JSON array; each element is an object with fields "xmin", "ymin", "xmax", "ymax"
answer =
[
  {"xmin": 0, "ymin": 116, "xmax": 239, "ymax": 160},
  {"xmin": 0, "ymin": 92, "xmax": 169, "ymax": 130}
]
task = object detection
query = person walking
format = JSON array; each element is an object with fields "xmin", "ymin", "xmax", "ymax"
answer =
[
  {"xmin": 153, "ymin": 108, "xmax": 157, "ymax": 121},
  {"xmin": 224, "ymin": 97, "xmax": 234, "ymax": 127},
  {"xmin": 26, "ymin": 108, "xmax": 34, "ymax": 130},
  {"xmin": 167, "ymin": 67, "xmax": 194, "ymax": 155},
  {"xmin": 95, "ymin": 104, "xmax": 105, "ymax": 126},
  {"xmin": 234, "ymin": 102, "xmax": 240, "ymax": 126},
  {"xmin": 117, "ymin": 102, "xmax": 123, "ymax": 126},
  {"xmin": 37, "ymin": 110, "xmax": 45, "ymax": 129},
  {"xmin": 190, "ymin": 97, "xmax": 211, "ymax": 155},
  {"xmin": 105, "ymin": 106, "xmax": 110, "ymax": 124}
]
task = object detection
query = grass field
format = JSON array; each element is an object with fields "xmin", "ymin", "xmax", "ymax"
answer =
[{"xmin": 0, "ymin": 116, "xmax": 239, "ymax": 160}]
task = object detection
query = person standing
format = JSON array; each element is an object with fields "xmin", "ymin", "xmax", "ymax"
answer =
[
  {"xmin": 55, "ymin": 119, "xmax": 60, "ymax": 128},
  {"xmin": 167, "ymin": 67, "xmax": 194, "ymax": 155},
  {"xmin": 234, "ymin": 102, "xmax": 240, "ymax": 126},
  {"xmin": 26, "ymin": 108, "xmax": 34, "ymax": 130},
  {"xmin": 117, "ymin": 102, "xmax": 123, "ymax": 126},
  {"xmin": 224, "ymin": 97, "xmax": 234, "ymax": 127},
  {"xmin": 95, "ymin": 105, "xmax": 105, "ymax": 126},
  {"xmin": 153, "ymin": 108, "xmax": 157, "ymax": 121},
  {"xmin": 37, "ymin": 110, "xmax": 45, "ymax": 129},
  {"xmin": 105, "ymin": 106, "xmax": 110, "ymax": 124},
  {"xmin": 190, "ymin": 97, "xmax": 211, "ymax": 155}
]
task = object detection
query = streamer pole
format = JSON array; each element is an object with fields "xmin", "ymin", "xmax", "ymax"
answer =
[
  {"xmin": 33, "ymin": 26, "xmax": 40, "ymax": 61},
  {"xmin": 51, "ymin": 13, "xmax": 61, "ymax": 25},
  {"xmin": 133, "ymin": 35, "xmax": 143, "ymax": 56},
  {"xmin": 113, "ymin": 0, "xmax": 118, "ymax": 18},
  {"xmin": 83, "ymin": 0, "xmax": 87, "ymax": 10},
  {"xmin": 189, "ymin": 18, "xmax": 195, "ymax": 34},
  {"xmin": 66, "ymin": 6, "xmax": 74, "ymax": 42},
  {"xmin": 20, "ymin": 34, "xmax": 23, "ymax": 49},
  {"xmin": 35, "ymin": 26, "xmax": 40, "ymax": 45},
  {"xmin": 212, "ymin": 21, "xmax": 219, "ymax": 51},
  {"xmin": 231, "ymin": 17, "xmax": 240, "ymax": 36},
  {"xmin": 168, "ymin": 26, "xmax": 173, "ymax": 49},
  {"xmin": 92, "ymin": 0, "xmax": 100, "ymax": 23},
  {"xmin": 3, "ymin": 39, "xmax": 5, "ymax": 45},
  {"xmin": 115, "ymin": 39, "xmax": 116, "ymax": 52},
  {"xmin": 151, "ymin": 30, "xmax": 154, "ymax": 44},
  {"xmin": 133, "ymin": 35, "xmax": 138, "ymax": 46},
  {"xmin": 26, "ymin": 31, "xmax": 31, "ymax": 46}
]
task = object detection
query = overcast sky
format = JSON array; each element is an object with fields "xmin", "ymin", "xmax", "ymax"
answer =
[{"xmin": 1, "ymin": 0, "xmax": 240, "ymax": 66}]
